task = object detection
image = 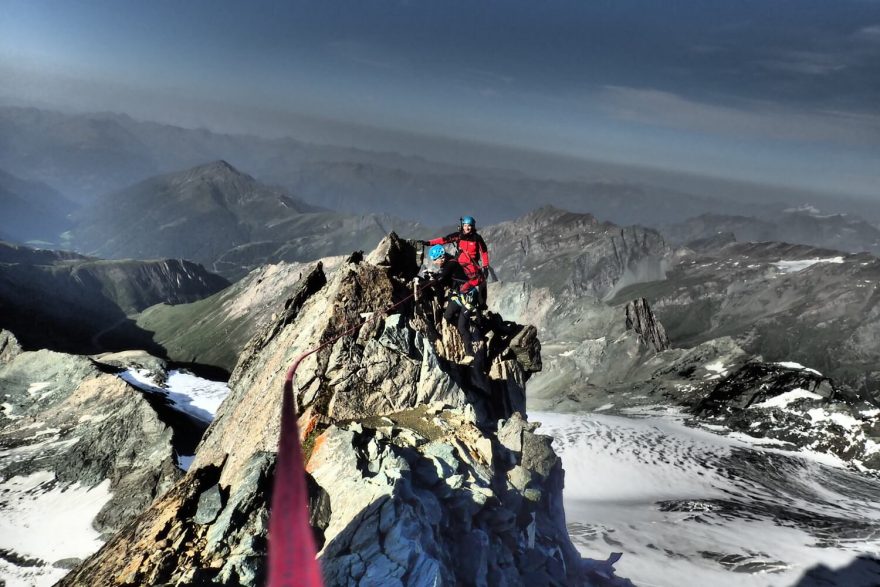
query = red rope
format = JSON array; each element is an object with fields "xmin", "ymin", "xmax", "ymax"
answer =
[{"xmin": 267, "ymin": 276, "xmax": 434, "ymax": 587}]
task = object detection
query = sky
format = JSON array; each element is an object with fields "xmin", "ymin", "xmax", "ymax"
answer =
[{"xmin": 1, "ymin": 0, "xmax": 878, "ymax": 197}]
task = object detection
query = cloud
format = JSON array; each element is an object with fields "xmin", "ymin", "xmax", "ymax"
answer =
[
  {"xmin": 856, "ymin": 24, "xmax": 880, "ymax": 40},
  {"xmin": 325, "ymin": 39, "xmax": 409, "ymax": 72},
  {"xmin": 597, "ymin": 86, "xmax": 880, "ymax": 147},
  {"xmin": 756, "ymin": 51, "xmax": 849, "ymax": 76}
]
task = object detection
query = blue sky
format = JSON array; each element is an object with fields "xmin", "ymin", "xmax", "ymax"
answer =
[{"xmin": 1, "ymin": 0, "xmax": 878, "ymax": 196}]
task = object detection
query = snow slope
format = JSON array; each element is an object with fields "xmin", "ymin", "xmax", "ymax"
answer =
[{"xmin": 535, "ymin": 410, "xmax": 880, "ymax": 587}]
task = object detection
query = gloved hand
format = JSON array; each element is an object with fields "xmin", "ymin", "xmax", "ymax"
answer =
[
  {"xmin": 482, "ymin": 266, "xmax": 491, "ymax": 277},
  {"xmin": 419, "ymin": 240, "xmax": 430, "ymax": 246}
]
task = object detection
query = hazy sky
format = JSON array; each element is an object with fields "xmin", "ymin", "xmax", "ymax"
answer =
[{"xmin": 1, "ymin": 0, "xmax": 878, "ymax": 196}]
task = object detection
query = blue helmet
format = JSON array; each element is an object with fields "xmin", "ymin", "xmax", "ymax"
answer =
[
  {"xmin": 428, "ymin": 244, "xmax": 446, "ymax": 261},
  {"xmin": 461, "ymin": 216, "xmax": 475, "ymax": 227}
]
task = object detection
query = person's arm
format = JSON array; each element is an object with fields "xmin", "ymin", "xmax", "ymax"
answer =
[
  {"xmin": 428, "ymin": 232, "xmax": 459, "ymax": 246},
  {"xmin": 477, "ymin": 235, "xmax": 489, "ymax": 267}
]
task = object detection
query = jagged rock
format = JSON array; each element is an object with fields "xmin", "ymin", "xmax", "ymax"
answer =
[
  {"xmin": 624, "ymin": 297, "xmax": 670, "ymax": 352},
  {"xmin": 194, "ymin": 484, "xmax": 224, "ymax": 525},
  {"xmin": 0, "ymin": 329, "xmax": 21, "ymax": 364},
  {"xmin": 364, "ymin": 232, "xmax": 421, "ymax": 280},
  {"xmin": 57, "ymin": 233, "xmax": 630, "ymax": 586},
  {"xmin": 509, "ymin": 324, "xmax": 542, "ymax": 373}
]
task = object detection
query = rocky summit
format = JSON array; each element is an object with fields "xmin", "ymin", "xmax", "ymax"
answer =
[{"xmin": 58, "ymin": 234, "xmax": 632, "ymax": 586}]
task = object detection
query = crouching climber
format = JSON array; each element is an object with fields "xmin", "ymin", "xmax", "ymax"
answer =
[{"xmin": 426, "ymin": 244, "xmax": 484, "ymax": 366}]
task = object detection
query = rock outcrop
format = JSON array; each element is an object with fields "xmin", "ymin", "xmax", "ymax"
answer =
[
  {"xmin": 60, "ymin": 234, "xmax": 629, "ymax": 586},
  {"xmin": 0, "ymin": 329, "xmax": 21, "ymax": 364},
  {"xmin": 136, "ymin": 256, "xmax": 347, "ymax": 375},
  {"xmin": 0, "ymin": 349, "xmax": 189, "ymax": 583},
  {"xmin": 695, "ymin": 361, "xmax": 879, "ymax": 470},
  {"xmin": 624, "ymin": 298, "xmax": 670, "ymax": 353}
]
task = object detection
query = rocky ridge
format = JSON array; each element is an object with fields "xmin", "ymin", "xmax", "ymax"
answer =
[
  {"xmin": 612, "ymin": 240, "xmax": 880, "ymax": 404},
  {"xmin": 695, "ymin": 361, "xmax": 880, "ymax": 471},
  {"xmin": 60, "ymin": 235, "xmax": 631, "ymax": 586},
  {"xmin": 135, "ymin": 255, "xmax": 348, "ymax": 375}
]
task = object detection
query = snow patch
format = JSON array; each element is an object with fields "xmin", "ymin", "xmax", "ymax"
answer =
[
  {"xmin": 772, "ymin": 257, "xmax": 844, "ymax": 273},
  {"xmin": 119, "ymin": 369, "xmax": 230, "ymax": 423},
  {"xmin": 535, "ymin": 410, "xmax": 880, "ymax": 587},
  {"xmin": 0, "ymin": 472, "xmax": 111, "ymax": 580},
  {"xmin": 775, "ymin": 361, "xmax": 823, "ymax": 376},
  {"xmin": 1, "ymin": 402, "xmax": 20, "ymax": 419},
  {"xmin": 26, "ymin": 382, "xmax": 51, "ymax": 395},
  {"xmin": 703, "ymin": 361, "xmax": 727, "ymax": 379},
  {"xmin": 752, "ymin": 389, "xmax": 823, "ymax": 409},
  {"xmin": 807, "ymin": 408, "xmax": 861, "ymax": 428}
]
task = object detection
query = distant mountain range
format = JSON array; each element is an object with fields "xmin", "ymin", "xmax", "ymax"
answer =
[
  {"xmin": 69, "ymin": 160, "xmax": 424, "ymax": 280},
  {"xmin": 664, "ymin": 208, "xmax": 880, "ymax": 256},
  {"xmin": 5, "ymin": 105, "xmax": 879, "ymax": 230}
]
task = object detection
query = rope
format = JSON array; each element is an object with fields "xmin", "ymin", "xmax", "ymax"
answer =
[{"xmin": 267, "ymin": 269, "xmax": 436, "ymax": 587}]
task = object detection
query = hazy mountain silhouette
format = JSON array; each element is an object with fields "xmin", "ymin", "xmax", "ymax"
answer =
[
  {"xmin": 70, "ymin": 160, "xmax": 423, "ymax": 279},
  {"xmin": 4, "ymin": 105, "xmax": 879, "ymax": 230},
  {"xmin": 0, "ymin": 168, "xmax": 76, "ymax": 244}
]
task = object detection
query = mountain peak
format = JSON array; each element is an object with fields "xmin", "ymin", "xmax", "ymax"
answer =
[
  {"xmin": 516, "ymin": 205, "xmax": 603, "ymax": 229},
  {"xmin": 192, "ymin": 159, "xmax": 243, "ymax": 176}
]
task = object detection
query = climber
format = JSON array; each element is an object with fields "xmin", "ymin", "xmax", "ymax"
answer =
[
  {"xmin": 420, "ymin": 215, "xmax": 490, "ymax": 308},
  {"xmin": 426, "ymin": 244, "xmax": 483, "ymax": 366}
]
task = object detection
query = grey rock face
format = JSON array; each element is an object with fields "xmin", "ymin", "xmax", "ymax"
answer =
[
  {"xmin": 0, "ymin": 349, "xmax": 184, "ymax": 574},
  {"xmin": 624, "ymin": 298, "xmax": 670, "ymax": 352},
  {"xmin": 482, "ymin": 206, "xmax": 671, "ymax": 300},
  {"xmin": 58, "ymin": 233, "xmax": 630, "ymax": 586},
  {"xmin": 0, "ymin": 329, "xmax": 22, "ymax": 364}
]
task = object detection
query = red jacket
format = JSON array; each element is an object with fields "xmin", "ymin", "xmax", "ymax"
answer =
[{"xmin": 428, "ymin": 232, "xmax": 489, "ymax": 274}]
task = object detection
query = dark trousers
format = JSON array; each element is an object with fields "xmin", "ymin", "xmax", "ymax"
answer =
[{"xmin": 444, "ymin": 299, "xmax": 473, "ymax": 353}]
